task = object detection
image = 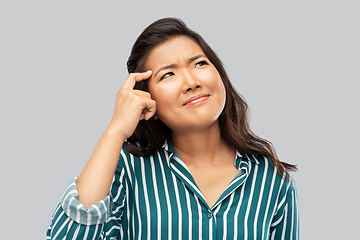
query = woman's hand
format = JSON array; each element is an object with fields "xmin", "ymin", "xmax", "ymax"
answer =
[
  {"xmin": 107, "ymin": 70, "xmax": 156, "ymax": 140},
  {"xmin": 77, "ymin": 70, "xmax": 155, "ymax": 208}
]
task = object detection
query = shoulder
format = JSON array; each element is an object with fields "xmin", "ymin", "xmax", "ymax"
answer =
[
  {"xmin": 116, "ymin": 146, "xmax": 168, "ymax": 172},
  {"xmin": 242, "ymin": 154, "xmax": 278, "ymax": 174},
  {"xmin": 118, "ymin": 146, "xmax": 164, "ymax": 162},
  {"xmin": 244, "ymin": 154, "xmax": 296, "ymax": 194}
]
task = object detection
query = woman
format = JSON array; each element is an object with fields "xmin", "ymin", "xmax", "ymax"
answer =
[{"xmin": 47, "ymin": 17, "xmax": 299, "ymax": 239}]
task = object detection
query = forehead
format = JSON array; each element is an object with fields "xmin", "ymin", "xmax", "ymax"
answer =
[{"xmin": 145, "ymin": 36, "xmax": 205, "ymax": 68}]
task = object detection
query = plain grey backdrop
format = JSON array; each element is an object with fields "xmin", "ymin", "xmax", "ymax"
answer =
[{"xmin": 1, "ymin": 1, "xmax": 359, "ymax": 239}]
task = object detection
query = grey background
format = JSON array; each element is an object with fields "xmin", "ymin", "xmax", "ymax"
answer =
[{"xmin": 1, "ymin": 1, "xmax": 359, "ymax": 239}]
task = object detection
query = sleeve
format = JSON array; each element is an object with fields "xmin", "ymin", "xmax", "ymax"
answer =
[
  {"xmin": 269, "ymin": 180, "xmax": 300, "ymax": 240},
  {"xmin": 46, "ymin": 155, "xmax": 127, "ymax": 240}
]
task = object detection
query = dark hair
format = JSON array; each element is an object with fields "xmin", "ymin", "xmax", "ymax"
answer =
[{"xmin": 124, "ymin": 17, "xmax": 297, "ymax": 178}]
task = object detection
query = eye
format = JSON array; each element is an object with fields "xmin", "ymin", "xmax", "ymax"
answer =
[
  {"xmin": 160, "ymin": 72, "xmax": 174, "ymax": 80},
  {"xmin": 195, "ymin": 60, "xmax": 208, "ymax": 68}
]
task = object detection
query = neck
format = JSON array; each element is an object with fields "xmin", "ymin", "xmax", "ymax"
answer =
[{"xmin": 171, "ymin": 121, "xmax": 234, "ymax": 166}]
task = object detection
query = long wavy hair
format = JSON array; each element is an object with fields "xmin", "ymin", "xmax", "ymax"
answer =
[{"xmin": 124, "ymin": 17, "xmax": 297, "ymax": 177}]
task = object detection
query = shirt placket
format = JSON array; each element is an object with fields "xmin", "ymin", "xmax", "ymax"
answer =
[
  {"xmin": 169, "ymin": 153, "xmax": 219, "ymax": 240},
  {"xmin": 165, "ymin": 145, "xmax": 252, "ymax": 240}
]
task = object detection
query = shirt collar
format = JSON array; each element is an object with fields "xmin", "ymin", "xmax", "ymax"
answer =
[
  {"xmin": 162, "ymin": 139, "xmax": 260, "ymax": 167},
  {"xmin": 235, "ymin": 151, "xmax": 260, "ymax": 169},
  {"xmin": 162, "ymin": 139, "xmax": 173, "ymax": 153}
]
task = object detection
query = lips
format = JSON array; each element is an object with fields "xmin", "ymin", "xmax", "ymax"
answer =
[{"xmin": 183, "ymin": 94, "xmax": 210, "ymax": 106}]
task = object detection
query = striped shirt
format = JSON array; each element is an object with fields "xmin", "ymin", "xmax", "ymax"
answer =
[{"xmin": 47, "ymin": 140, "xmax": 299, "ymax": 239}]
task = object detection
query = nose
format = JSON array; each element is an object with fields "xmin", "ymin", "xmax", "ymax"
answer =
[{"xmin": 181, "ymin": 70, "xmax": 201, "ymax": 93}]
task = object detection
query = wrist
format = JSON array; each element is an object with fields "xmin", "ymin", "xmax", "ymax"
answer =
[{"xmin": 103, "ymin": 124, "xmax": 127, "ymax": 144}]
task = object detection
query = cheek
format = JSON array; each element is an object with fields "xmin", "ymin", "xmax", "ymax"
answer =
[
  {"xmin": 205, "ymin": 70, "xmax": 226, "ymax": 98},
  {"xmin": 219, "ymin": 79, "xmax": 226, "ymax": 99},
  {"xmin": 210, "ymin": 73, "xmax": 227, "ymax": 109},
  {"xmin": 149, "ymin": 82, "xmax": 179, "ymax": 113}
]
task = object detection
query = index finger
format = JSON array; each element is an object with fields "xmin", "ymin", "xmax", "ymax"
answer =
[{"xmin": 122, "ymin": 70, "xmax": 152, "ymax": 90}]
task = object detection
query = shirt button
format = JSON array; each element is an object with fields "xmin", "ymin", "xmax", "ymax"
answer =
[{"xmin": 207, "ymin": 211, "xmax": 213, "ymax": 218}]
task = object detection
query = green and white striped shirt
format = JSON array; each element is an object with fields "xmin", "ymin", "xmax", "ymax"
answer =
[{"xmin": 47, "ymin": 140, "xmax": 299, "ymax": 239}]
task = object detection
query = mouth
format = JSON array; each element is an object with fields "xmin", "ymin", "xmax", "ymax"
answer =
[{"xmin": 183, "ymin": 94, "xmax": 210, "ymax": 106}]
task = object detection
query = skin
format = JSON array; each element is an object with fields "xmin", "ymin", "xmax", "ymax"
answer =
[
  {"xmin": 147, "ymin": 36, "xmax": 239, "ymax": 207},
  {"xmin": 77, "ymin": 36, "xmax": 239, "ymax": 209},
  {"xmin": 77, "ymin": 70, "xmax": 156, "ymax": 208},
  {"xmin": 146, "ymin": 36, "xmax": 226, "ymax": 134}
]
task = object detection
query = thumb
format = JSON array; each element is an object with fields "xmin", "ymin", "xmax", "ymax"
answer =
[{"xmin": 144, "ymin": 105, "xmax": 157, "ymax": 121}]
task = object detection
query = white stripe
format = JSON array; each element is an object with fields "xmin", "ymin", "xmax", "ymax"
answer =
[
  {"xmin": 271, "ymin": 214, "xmax": 284, "ymax": 227},
  {"xmin": 213, "ymin": 203, "xmax": 221, "ymax": 215},
  {"xmin": 120, "ymin": 223, "xmax": 124, "ymax": 240},
  {"xmin": 52, "ymin": 211, "xmax": 65, "ymax": 236},
  {"xmin": 253, "ymin": 156, "xmax": 268, "ymax": 240},
  {"xmin": 121, "ymin": 150, "xmax": 132, "ymax": 186},
  {"xmin": 262, "ymin": 166, "xmax": 277, "ymax": 240},
  {"xmin": 52, "ymin": 214, "xmax": 70, "ymax": 239},
  {"xmin": 128, "ymin": 154, "xmax": 141, "ymax": 239},
  {"xmin": 233, "ymin": 162, "xmax": 250, "ymax": 239},
  {"xmin": 53, "ymin": 204, "xmax": 61, "ymax": 219},
  {"xmin": 295, "ymin": 188, "xmax": 299, "ymax": 236},
  {"xmin": 281, "ymin": 205, "xmax": 288, "ymax": 240},
  {"xmin": 171, "ymin": 172, "xmax": 182, "ymax": 240},
  {"xmin": 276, "ymin": 195, "xmax": 287, "ymax": 215},
  {"xmin": 49, "ymin": 204, "xmax": 61, "ymax": 237},
  {"xmin": 290, "ymin": 190, "xmax": 295, "ymax": 240},
  {"xmin": 66, "ymin": 219, "xmax": 73, "ymax": 234},
  {"xmin": 271, "ymin": 181, "xmax": 292, "ymax": 231},
  {"xmin": 117, "ymin": 152, "xmax": 129, "ymax": 237},
  {"xmin": 271, "ymin": 229, "xmax": 276, "ymax": 240},
  {"xmin": 173, "ymin": 156, "xmax": 204, "ymax": 198},
  {"xmin": 246, "ymin": 153, "xmax": 260, "ymax": 165},
  {"xmin": 161, "ymin": 151, "xmax": 173, "ymax": 240},
  {"xmin": 174, "ymin": 156, "xmax": 192, "ymax": 174},
  {"xmin": 222, "ymin": 193, "xmax": 235, "ymax": 240},
  {"xmin": 140, "ymin": 157, "xmax": 151, "ymax": 240},
  {"xmin": 71, "ymin": 224, "xmax": 80, "ymax": 240},
  {"xmin": 83, "ymin": 225, "xmax": 90, "ymax": 239},
  {"xmin": 244, "ymin": 162, "xmax": 258, "ymax": 240},
  {"xmin": 124, "ymin": 180, "xmax": 131, "ymax": 238},
  {"xmin": 224, "ymin": 173, "xmax": 246, "ymax": 193},
  {"xmin": 108, "ymin": 216, "xmax": 119, "ymax": 221},
  {"xmin": 212, "ymin": 172, "xmax": 247, "ymax": 211},
  {"xmin": 101, "ymin": 199, "xmax": 108, "ymax": 218},
  {"xmin": 273, "ymin": 177, "xmax": 285, "ymax": 219},
  {"xmin": 112, "ymin": 195, "xmax": 126, "ymax": 216},
  {"xmin": 209, "ymin": 203, "xmax": 221, "ymax": 240},
  {"xmin": 130, "ymin": 154, "xmax": 139, "ymax": 240},
  {"xmin": 150, "ymin": 156, "xmax": 162, "ymax": 240},
  {"xmin": 171, "ymin": 161, "xmax": 204, "ymax": 198},
  {"xmin": 93, "ymin": 204, "xmax": 102, "ymax": 224},
  {"xmin": 184, "ymin": 183, "xmax": 192, "ymax": 240},
  {"xmin": 209, "ymin": 217, "xmax": 213, "ymax": 240},
  {"xmin": 194, "ymin": 195, "xmax": 202, "ymax": 239},
  {"xmin": 87, "ymin": 210, "xmax": 91, "ymax": 225},
  {"xmin": 63, "ymin": 190, "xmax": 77, "ymax": 204},
  {"xmin": 105, "ymin": 225, "xmax": 121, "ymax": 237},
  {"xmin": 75, "ymin": 204, "xmax": 82, "ymax": 223},
  {"xmin": 92, "ymin": 224, "xmax": 99, "ymax": 240},
  {"xmin": 113, "ymin": 169, "xmax": 125, "ymax": 202}
]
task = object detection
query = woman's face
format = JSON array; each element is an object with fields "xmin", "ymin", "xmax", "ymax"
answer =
[{"xmin": 145, "ymin": 36, "xmax": 226, "ymax": 133}]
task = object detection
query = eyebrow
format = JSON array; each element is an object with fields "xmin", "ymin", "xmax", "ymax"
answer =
[{"xmin": 154, "ymin": 54, "xmax": 207, "ymax": 77}]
